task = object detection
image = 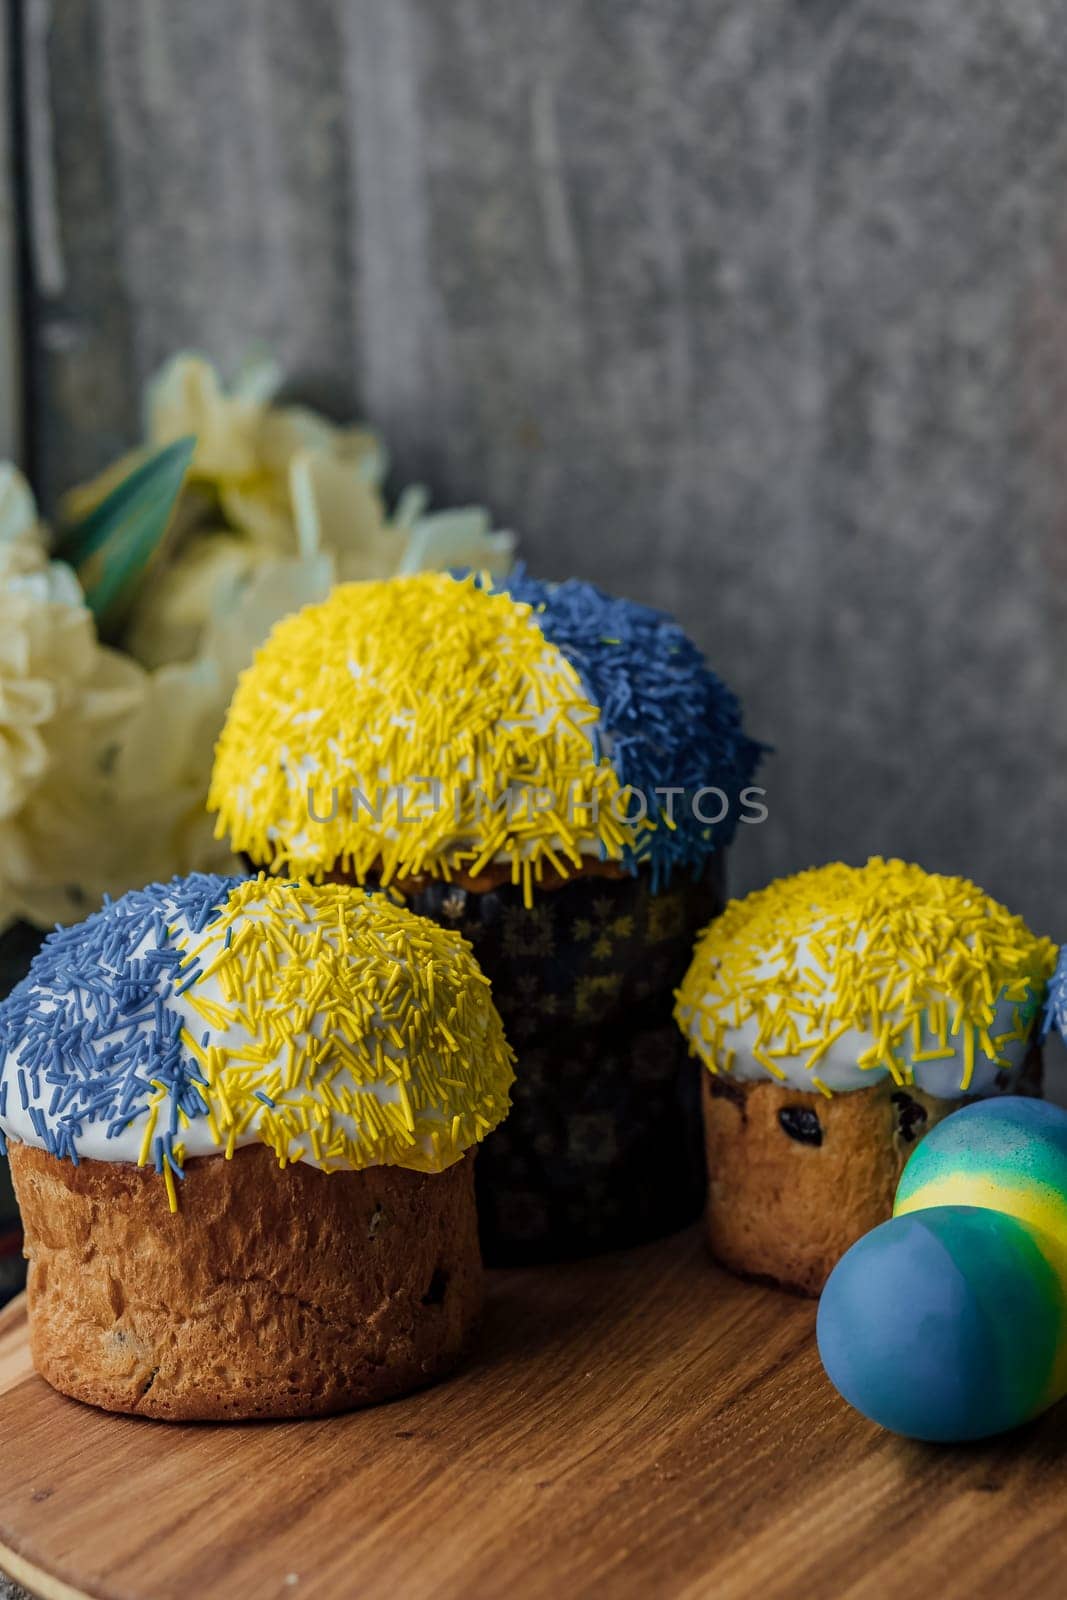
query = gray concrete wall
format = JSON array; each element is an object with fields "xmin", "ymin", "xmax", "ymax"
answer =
[{"xmin": 16, "ymin": 0, "xmax": 1067, "ymax": 934}]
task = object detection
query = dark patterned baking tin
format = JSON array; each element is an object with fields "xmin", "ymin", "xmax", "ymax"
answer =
[{"xmin": 404, "ymin": 855, "xmax": 726, "ymax": 1265}]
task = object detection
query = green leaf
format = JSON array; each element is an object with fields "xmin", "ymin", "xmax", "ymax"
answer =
[{"xmin": 60, "ymin": 436, "xmax": 197, "ymax": 640}]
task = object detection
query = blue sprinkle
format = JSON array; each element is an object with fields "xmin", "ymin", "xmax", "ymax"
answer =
[
  {"xmin": 253, "ymin": 1090, "xmax": 276, "ymax": 1107},
  {"xmin": 1044, "ymin": 949, "xmax": 1067, "ymax": 1039},
  {"xmin": 0, "ymin": 873, "xmax": 243, "ymax": 1169},
  {"xmin": 484, "ymin": 569, "xmax": 767, "ymax": 888}
]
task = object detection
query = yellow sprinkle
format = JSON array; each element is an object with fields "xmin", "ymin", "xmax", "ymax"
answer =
[
  {"xmin": 961, "ymin": 1023, "xmax": 976, "ymax": 1093},
  {"xmin": 137, "ymin": 1101, "xmax": 160, "ymax": 1169},
  {"xmin": 675, "ymin": 858, "xmax": 1054, "ymax": 1100},
  {"xmin": 207, "ymin": 573, "xmax": 628, "ymax": 886},
  {"xmin": 751, "ymin": 1045, "xmax": 787, "ymax": 1082},
  {"xmin": 803, "ymin": 1021, "xmax": 851, "ymax": 1071},
  {"xmin": 153, "ymin": 876, "xmax": 515, "ymax": 1198}
]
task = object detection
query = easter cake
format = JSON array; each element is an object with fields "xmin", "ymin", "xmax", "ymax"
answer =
[
  {"xmin": 0, "ymin": 873, "xmax": 514, "ymax": 1419},
  {"xmin": 675, "ymin": 858, "xmax": 1055, "ymax": 1294},
  {"xmin": 209, "ymin": 570, "xmax": 764, "ymax": 1262}
]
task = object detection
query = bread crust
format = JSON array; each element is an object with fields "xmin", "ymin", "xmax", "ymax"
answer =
[
  {"xmin": 701, "ymin": 1050, "xmax": 1043, "ymax": 1296},
  {"xmin": 9, "ymin": 1142, "xmax": 482, "ymax": 1421}
]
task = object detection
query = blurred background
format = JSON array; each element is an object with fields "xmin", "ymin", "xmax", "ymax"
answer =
[{"xmin": 5, "ymin": 0, "xmax": 1067, "ymax": 931}]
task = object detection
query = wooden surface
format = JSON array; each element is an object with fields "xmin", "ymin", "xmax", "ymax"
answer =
[
  {"xmin": 13, "ymin": 0, "xmax": 1067, "ymax": 932},
  {"xmin": 0, "ymin": 1230, "xmax": 1066, "ymax": 1600}
]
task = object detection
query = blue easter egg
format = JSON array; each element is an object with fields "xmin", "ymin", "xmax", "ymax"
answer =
[{"xmin": 817, "ymin": 1204, "xmax": 1066, "ymax": 1441}]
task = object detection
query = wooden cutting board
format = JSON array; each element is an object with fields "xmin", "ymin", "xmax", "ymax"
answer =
[{"xmin": 0, "ymin": 1227, "xmax": 1065, "ymax": 1600}]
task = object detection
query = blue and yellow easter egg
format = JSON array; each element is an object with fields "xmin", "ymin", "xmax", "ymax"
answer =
[
  {"xmin": 208, "ymin": 570, "xmax": 763, "ymax": 902},
  {"xmin": 818, "ymin": 1097, "xmax": 1067, "ymax": 1440},
  {"xmin": 0, "ymin": 873, "xmax": 515, "ymax": 1210},
  {"xmin": 894, "ymin": 1095, "xmax": 1067, "ymax": 1241}
]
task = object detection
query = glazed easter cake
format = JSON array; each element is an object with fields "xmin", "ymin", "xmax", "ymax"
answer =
[
  {"xmin": 209, "ymin": 570, "xmax": 763, "ymax": 1262},
  {"xmin": 0, "ymin": 873, "xmax": 514, "ymax": 1419},
  {"xmin": 675, "ymin": 858, "xmax": 1055, "ymax": 1294}
]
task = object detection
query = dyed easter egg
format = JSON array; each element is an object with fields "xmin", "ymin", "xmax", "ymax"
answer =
[
  {"xmin": 894, "ymin": 1095, "xmax": 1067, "ymax": 1239},
  {"xmin": 817, "ymin": 1203, "xmax": 1067, "ymax": 1440},
  {"xmin": 817, "ymin": 1097, "xmax": 1067, "ymax": 1441}
]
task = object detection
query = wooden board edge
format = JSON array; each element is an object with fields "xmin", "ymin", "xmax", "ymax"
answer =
[{"xmin": 0, "ymin": 1538, "xmax": 94, "ymax": 1600}]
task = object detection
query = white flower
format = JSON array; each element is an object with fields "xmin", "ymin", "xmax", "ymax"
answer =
[
  {"xmin": 289, "ymin": 456, "xmax": 515, "ymax": 584},
  {"xmin": 0, "ymin": 463, "xmax": 55, "ymax": 582},
  {"xmin": 146, "ymin": 352, "xmax": 385, "ymax": 551},
  {"xmin": 94, "ymin": 656, "xmax": 240, "ymax": 894},
  {"xmin": 0, "ymin": 468, "xmax": 146, "ymax": 933},
  {"xmin": 0, "ymin": 352, "xmax": 520, "ymax": 934},
  {"xmin": 121, "ymin": 530, "xmax": 262, "ymax": 670},
  {"xmin": 67, "ymin": 354, "xmax": 516, "ymax": 671}
]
